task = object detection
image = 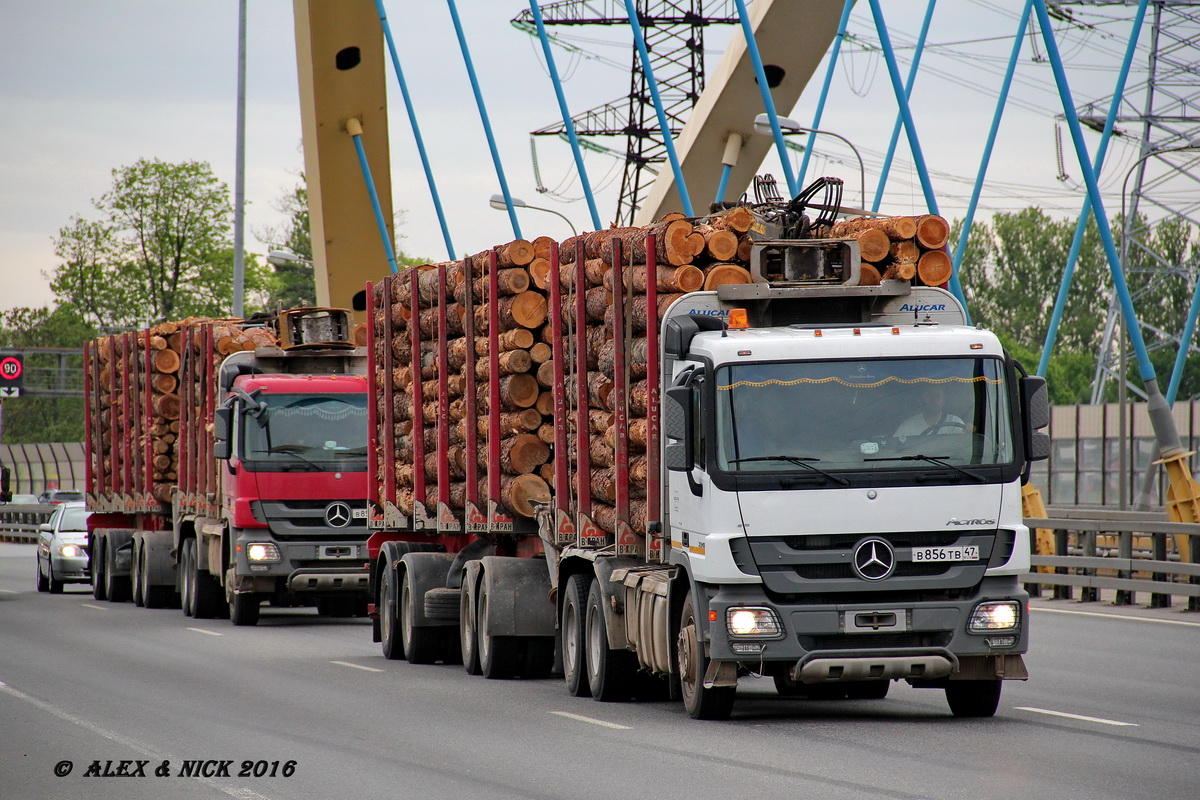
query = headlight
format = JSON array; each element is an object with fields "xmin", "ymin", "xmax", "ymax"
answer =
[
  {"xmin": 246, "ymin": 543, "xmax": 282, "ymax": 563},
  {"xmin": 969, "ymin": 600, "xmax": 1021, "ymax": 632},
  {"xmin": 59, "ymin": 544, "xmax": 84, "ymax": 558},
  {"xmin": 726, "ymin": 607, "xmax": 783, "ymax": 638}
]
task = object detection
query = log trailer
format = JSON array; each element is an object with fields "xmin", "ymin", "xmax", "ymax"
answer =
[
  {"xmin": 83, "ymin": 308, "xmax": 372, "ymax": 626},
  {"xmin": 365, "ymin": 190, "xmax": 1050, "ymax": 719}
]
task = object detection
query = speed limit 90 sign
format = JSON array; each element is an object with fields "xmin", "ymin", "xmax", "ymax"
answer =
[{"xmin": 0, "ymin": 356, "xmax": 23, "ymax": 388}]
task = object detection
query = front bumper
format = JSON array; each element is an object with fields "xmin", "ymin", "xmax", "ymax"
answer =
[
  {"xmin": 232, "ymin": 531, "xmax": 369, "ymax": 595},
  {"xmin": 50, "ymin": 554, "xmax": 90, "ymax": 583},
  {"xmin": 704, "ymin": 575, "xmax": 1029, "ymax": 681}
]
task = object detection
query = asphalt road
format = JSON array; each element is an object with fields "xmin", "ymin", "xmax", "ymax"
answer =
[{"xmin": 1, "ymin": 541, "xmax": 1197, "ymax": 800}]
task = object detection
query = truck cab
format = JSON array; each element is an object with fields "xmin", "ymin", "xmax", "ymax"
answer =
[{"xmin": 662, "ymin": 279, "xmax": 1049, "ymax": 717}]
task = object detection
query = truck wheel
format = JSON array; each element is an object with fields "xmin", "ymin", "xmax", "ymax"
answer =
[
  {"xmin": 521, "ymin": 638, "xmax": 555, "ymax": 679},
  {"xmin": 131, "ymin": 544, "xmax": 145, "ymax": 607},
  {"xmin": 459, "ymin": 576, "xmax": 481, "ymax": 675},
  {"xmin": 561, "ymin": 573, "xmax": 591, "ymax": 697},
  {"xmin": 181, "ymin": 540, "xmax": 196, "ymax": 617},
  {"xmin": 105, "ymin": 544, "xmax": 131, "ymax": 603},
  {"xmin": 91, "ymin": 540, "xmax": 107, "ymax": 601},
  {"xmin": 946, "ymin": 680, "xmax": 1002, "ymax": 718},
  {"xmin": 678, "ymin": 592, "xmax": 735, "ymax": 720},
  {"xmin": 190, "ymin": 541, "xmax": 223, "ymax": 620},
  {"xmin": 477, "ymin": 579, "xmax": 520, "ymax": 679},
  {"xmin": 141, "ymin": 547, "xmax": 171, "ymax": 609},
  {"xmin": 585, "ymin": 580, "xmax": 636, "ymax": 702},
  {"xmin": 229, "ymin": 592, "xmax": 260, "ymax": 626},
  {"xmin": 401, "ymin": 570, "xmax": 441, "ymax": 665},
  {"xmin": 379, "ymin": 562, "xmax": 404, "ymax": 660}
]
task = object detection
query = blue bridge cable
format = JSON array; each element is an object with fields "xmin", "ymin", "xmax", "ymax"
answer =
[
  {"xmin": 374, "ymin": 0, "xmax": 456, "ymax": 261},
  {"xmin": 445, "ymin": 0, "xmax": 522, "ymax": 240},
  {"xmin": 867, "ymin": 0, "xmax": 967, "ymax": 311},
  {"xmin": 950, "ymin": 0, "xmax": 1034, "ymax": 328},
  {"xmin": 1033, "ymin": 0, "xmax": 1156, "ymax": 381},
  {"xmin": 798, "ymin": 0, "xmax": 854, "ymax": 191},
  {"xmin": 622, "ymin": 0, "xmax": 693, "ymax": 217},
  {"xmin": 1037, "ymin": 0, "xmax": 1148, "ymax": 379},
  {"xmin": 732, "ymin": 0, "xmax": 797, "ymax": 198},
  {"xmin": 871, "ymin": 0, "xmax": 937, "ymax": 213},
  {"xmin": 716, "ymin": 163, "xmax": 734, "ymax": 204},
  {"xmin": 348, "ymin": 122, "xmax": 399, "ymax": 275},
  {"xmin": 528, "ymin": 1, "xmax": 603, "ymax": 232}
]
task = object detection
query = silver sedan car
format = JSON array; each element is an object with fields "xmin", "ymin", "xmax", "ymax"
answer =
[{"xmin": 36, "ymin": 501, "xmax": 89, "ymax": 593}]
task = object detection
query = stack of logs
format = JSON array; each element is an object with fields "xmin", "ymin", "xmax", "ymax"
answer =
[
  {"xmin": 372, "ymin": 239, "xmax": 554, "ymax": 521},
  {"xmin": 90, "ymin": 319, "xmax": 278, "ymax": 503},
  {"xmin": 827, "ymin": 213, "xmax": 952, "ymax": 287},
  {"xmin": 371, "ymin": 207, "xmax": 953, "ymax": 535}
]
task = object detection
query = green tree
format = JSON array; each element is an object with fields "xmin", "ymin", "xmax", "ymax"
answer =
[
  {"xmin": 50, "ymin": 158, "xmax": 272, "ymax": 328},
  {"xmin": 0, "ymin": 305, "xmax": 97, "ymax": 443}
]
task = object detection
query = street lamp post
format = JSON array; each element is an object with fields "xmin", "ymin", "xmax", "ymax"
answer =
[
  {"xmin": 489, "ymin": 194, "xmax": 578, "ymax": 238},
  {"xmin": 753, "ymin": 114, "xmax": 866, "ymax": 208}
]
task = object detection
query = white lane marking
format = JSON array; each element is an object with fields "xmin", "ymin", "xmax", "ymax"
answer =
[
  {"xmin": 331, "ymin": 660, "xmax": 384, "ymax": 673},
  {"xmin": 0, "ymin": 589, "xmax": 17, "ymax": 594},
  {"xmin": 186, "ymin": 627, "xmax": 224, "ymax": 637},
  {"xmin": 1032, "ymin": 606, "xmax": 1200, "ymax": 628},
  {"xmin": 1015, "ymin": 706, "xmax": 1138, "ymax": 727},
  {"xmin": 548, "ymin": 711, "xmax": 632, "ymax": 730},
  {"xmin": 0, "ymin": 680, "xmax": 273, "ymax": 800},
  {"xmin": 80, "ymin": 603, "xmax": 107, "ymax": 611}
]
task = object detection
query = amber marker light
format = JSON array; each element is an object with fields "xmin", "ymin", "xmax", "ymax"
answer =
[{"xmin": 728, "ymin": 308, "xmax": 749, "ymax": 329}]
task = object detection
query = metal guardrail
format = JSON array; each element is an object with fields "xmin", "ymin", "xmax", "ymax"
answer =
[
  {"xmin": 1024, "ymin": 506, "xmax": 1200, "ymax": 611},
  {"xmin": 0, "ymin": 504, "xmax": 57, "ymax": 543}
]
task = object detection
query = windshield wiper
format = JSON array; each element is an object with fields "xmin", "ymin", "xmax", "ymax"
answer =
[
  {"xmin": 728, "ymin": 455, "xmax": 850, "ymax": 486},
  {"xmin": 264, "ymin": 446, "xmax": 323, "ymax": 471},
  {"xmin": 863, "ymin": 454, "xmax": 986, "ymax": 482}
]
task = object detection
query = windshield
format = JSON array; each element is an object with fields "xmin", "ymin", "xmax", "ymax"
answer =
[
  {"xmin": 59, "ymin": 505, "xmax": 88, "ymax": 531},
  {"xmin": 715, "ymin": 357, "xmax": 1013, "ymax": 475},
  {"xmin": 240, "ymin": 393, "xmax": 368, "ymax": 466}
]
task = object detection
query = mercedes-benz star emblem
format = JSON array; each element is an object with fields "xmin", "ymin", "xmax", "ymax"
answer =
[
  {"xmin": 852, "ymin": 538, "xmax": 895, "ymax": 581},
  {"xmin": 324, "ymin": 502, "xmax": 352, "ymax": 528}
]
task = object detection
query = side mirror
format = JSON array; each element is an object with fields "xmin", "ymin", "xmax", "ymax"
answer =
[
  {"xmin": 1020, "ymin": 375, "xmax": 1050, "ymax": 462},
  {"xmin": 39, "ymin": 523, "xmax": 51, "ymax": 533},
  {"xmin": 0, "ymin": 465, "xmax": 10, "ymax": 503},
  {"xmin": 213, "ymin": 406, "xmax": 233, "ymax": 461},
  {"xmin": 664, "ymin": 384, "xmax": 694, "ymax": 471}
]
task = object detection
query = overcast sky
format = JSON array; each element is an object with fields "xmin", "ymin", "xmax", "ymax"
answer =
[{"xmin": 0, "ymin": 0, "xmax": 1168, "ymax": 313}]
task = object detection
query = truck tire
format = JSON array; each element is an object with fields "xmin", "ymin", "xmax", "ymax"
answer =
[
  {"xmin": 946, "ymin": 679, "xmax": 1001, "ymax": 718},
  {"xmin": 401, "ymin": 570, "xmax": 442, "ymax": 665},
  {"xmin": 91, "ymin": 540, "xmax": 107, "ymax": 601},
  {"xmin": 131, "ymin": 544, "xmax": 145, "ymax": 607},
  {"xmin": 105, "ymin": 542, "xmax": 131, "ymax": 603},
  {"xmin": 678, "ymin": 592, "xmax": 735, "ymax": 720},
  {"xmin": 181, "ymin": 539, "xmax": 196, "ymax": 617},
  {"xmin": 379, "ymin": 561, "xmax": 404, "ymax": 661},
  {"xmin": 561, "ymin": 573, "xmax": 591, "ymax": 697},
  {"xmin": 459, "ymin": 575, "xmax": 481, "ymax": 675},
  {"xmin": 142, "ymin": 552, "xmax": 172, "ymax": 609},
  {"xmin": 521, "ymin": 638, "xmax": 555, "ymax": 679},
  {"xmin": 187, "ymin": 539, "xmax": 223, "ymax": 620},
  {"xmin": 423, "ymin": 587, "xmax": 461, "ymax": 622},
  {"xmin": 477, "ymin": 578, "xmax": 520, "ymax": 679},
  {"xmin": 229, "ymin": 592, "xmax": 260, "ymax": 626},
  {"xmin": 585, "ymin": 580, "xmax": 636, "ymax": 702}
]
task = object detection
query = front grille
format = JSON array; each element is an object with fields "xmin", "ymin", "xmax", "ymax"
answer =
[
  {"xmin": 252, "ymin": 500, "xmax": 368, "ymax": 540},
  {"xmin": 742, "ymin": 529, "xmax": 997, "ymax": 594}
]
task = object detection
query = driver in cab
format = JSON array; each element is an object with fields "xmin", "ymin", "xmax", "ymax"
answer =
[{"xmin": 894, "ymin": 382, "xmax": 965, "ymax": 441}]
